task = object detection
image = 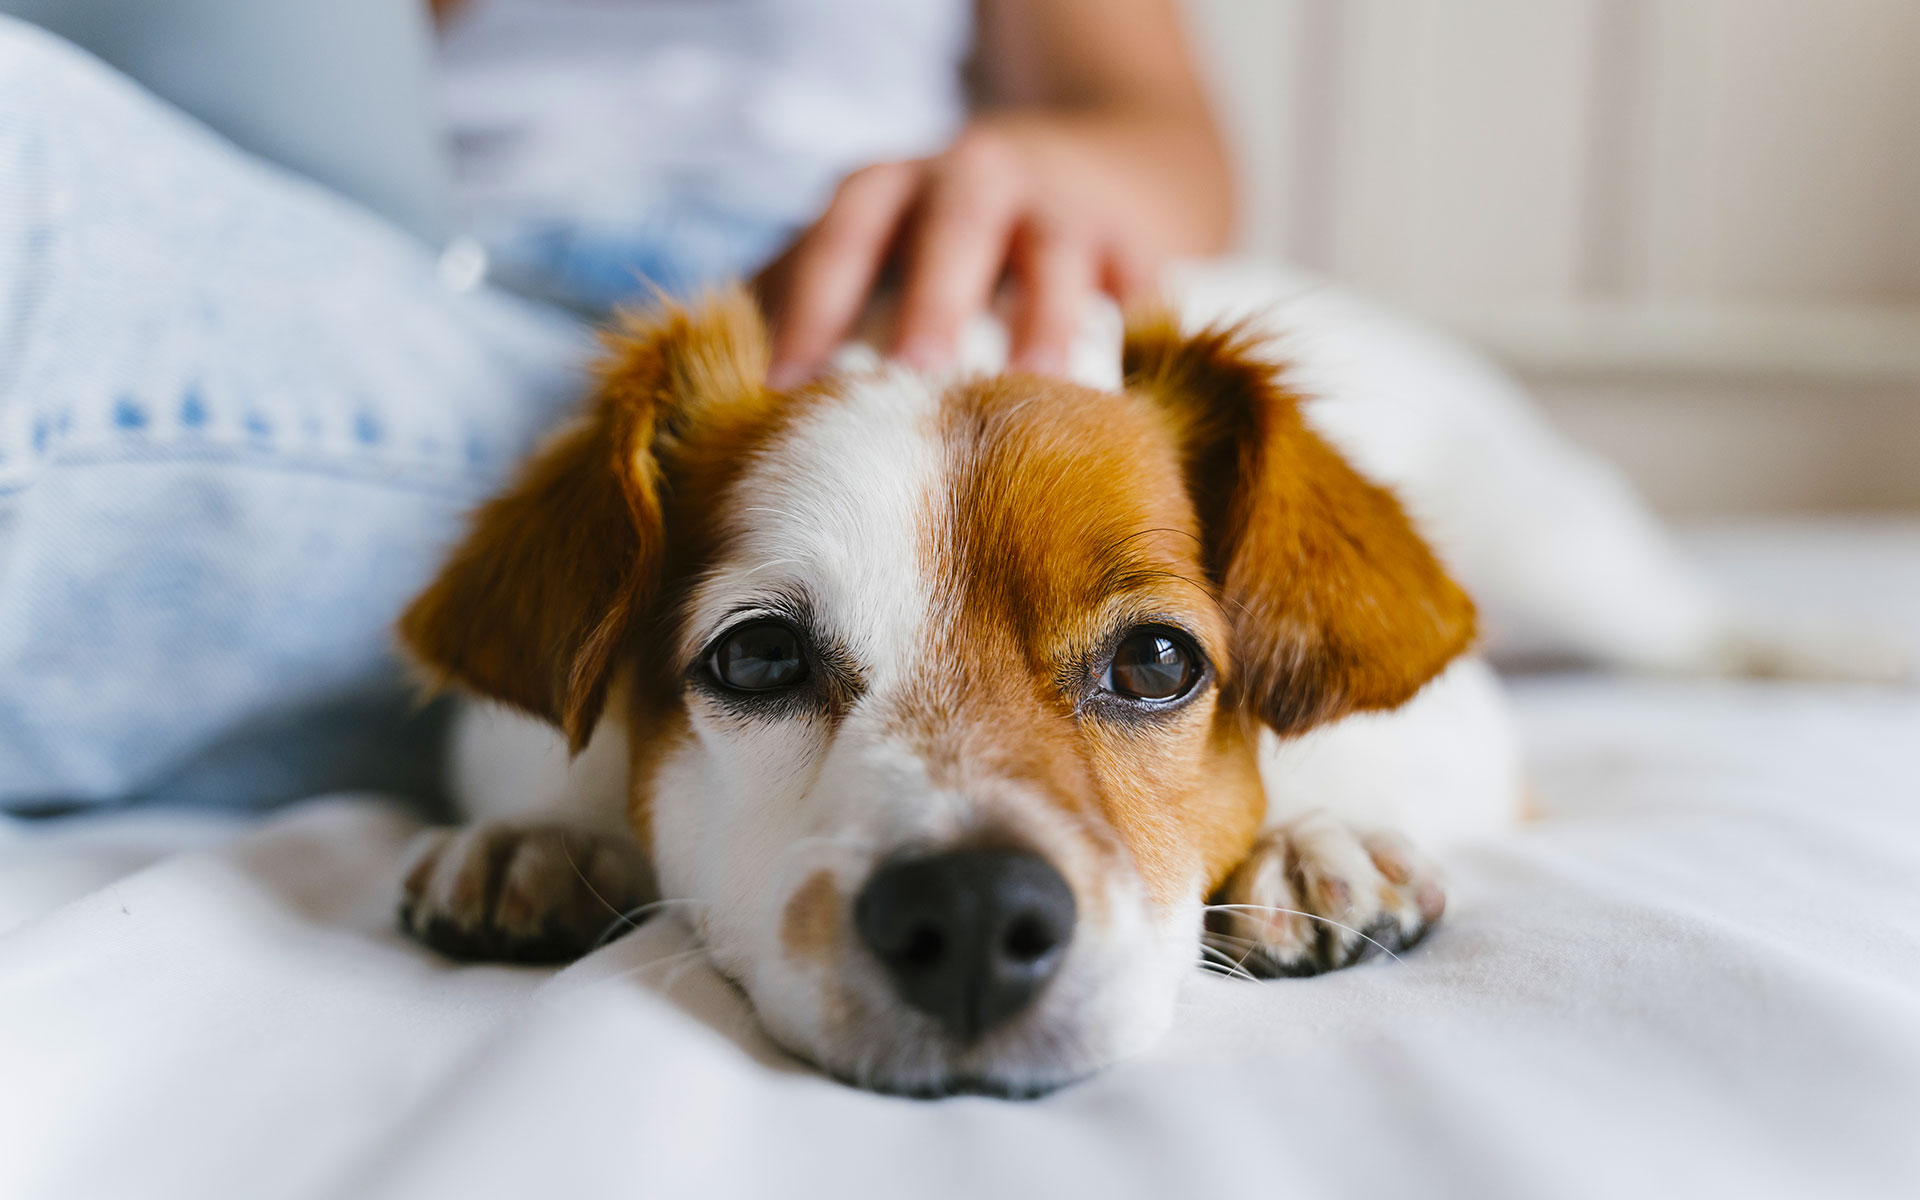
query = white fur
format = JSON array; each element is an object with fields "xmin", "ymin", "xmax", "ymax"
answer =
[
  {"xmin": 449, "ymin": 686, "xmax": 631, "ymax": 838},
  {"xmin": 1261, "ymin": 656, "xmax": 1522, "ymax": 853},
  {"xmin": 679, "ymin": 368, "xmax": 941, "ymax": 684}
]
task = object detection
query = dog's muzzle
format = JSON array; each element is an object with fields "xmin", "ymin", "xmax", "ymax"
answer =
[{"xmin": 853, "ymin": 848, "xmax": 1077, "ymax": 1041}]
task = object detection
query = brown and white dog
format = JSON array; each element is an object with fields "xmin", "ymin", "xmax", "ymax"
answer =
[{"xmin": 393, "ymin": 266, "xmax": 1892, "ymax": 1096}]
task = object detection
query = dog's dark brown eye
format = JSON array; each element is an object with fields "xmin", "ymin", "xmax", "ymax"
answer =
[
  {"xmin": 1105, "ymin": 628, "xmax": 1199, "ymax": 702},
  {"xmin": 712, "ymin": 621, "xmax": 808, "ymax": 691}
]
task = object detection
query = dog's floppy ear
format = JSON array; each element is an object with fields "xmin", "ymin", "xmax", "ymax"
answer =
[
  {"xmin": 1123, "ymin": 313, "xmax": 1475, "ymax": 736},
  {"xmin": 398, "ymin": 287, "xmax": 769, "ymax": 751}
]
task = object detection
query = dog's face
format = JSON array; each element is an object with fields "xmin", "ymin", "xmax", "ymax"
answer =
[
  {"xmin": 647, "ymin": 362, "xmax": 1265, "ymax": 1095},
  {"xmin": 402, "ymin": 290, "xmax": 1472, "ymax": 1095}
]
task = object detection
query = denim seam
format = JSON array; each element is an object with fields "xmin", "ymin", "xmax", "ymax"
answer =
[{"xmin": 0, "ymin": 439, "xmax": 498, "ymax": 501}]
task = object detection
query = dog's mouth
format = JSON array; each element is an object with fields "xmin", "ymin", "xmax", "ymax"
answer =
[
  {"xmin": 733, "ymin": 846, "xmax": 1092, "ymax": 1096},
  {"xmin": 707, "ymin": 844, "xmax": 1194, "ymax": 1099},
  {"xmin": 761, "ymin": 979, "xmax": 1118, "ymax": 1100},
  {"xmin": 818, "ymin": 1062, "xmax": 1093, "ymax": 1101}
]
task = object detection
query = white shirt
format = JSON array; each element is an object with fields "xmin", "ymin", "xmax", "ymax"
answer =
[{"xmin": 436, "ymin": 0, "xmax": 972, "ymax": 241}]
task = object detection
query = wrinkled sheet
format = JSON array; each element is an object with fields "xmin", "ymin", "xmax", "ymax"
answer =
[{"xmin": 3, "ymin": 519, "xmax": 1918, "ymax": 1200}]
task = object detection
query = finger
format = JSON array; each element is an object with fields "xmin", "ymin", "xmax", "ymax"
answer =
[
  {"xmin": 1007, "ymin": 221, "xmax": 1096, "ymax": 378},
  {"xmin": 751, "ymin": 236, "xmax": 800, "ymax": 313},
  {"xmin": 1099, "ymin": 243, "xmax": 1161, "ymax": 310},
  {"xmin": 892, "ymin": 134, "xmax": 1024, "ymax": 369},
  {"xmin": 766, "ymin": 161, "xmax": 922, "ymax": 387}
]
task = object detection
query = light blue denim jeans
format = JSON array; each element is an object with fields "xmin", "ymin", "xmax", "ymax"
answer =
[{"xmin": 0, "ymin": 19, "xmax": 787, "ymax": 813}]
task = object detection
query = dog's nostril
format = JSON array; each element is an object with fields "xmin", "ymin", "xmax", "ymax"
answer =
[
  {"xmin": 1002, "ymin": 915, "xmax": 1056, "ymax": 963},
  {"xmin": 899, "ymin": 925, "xmax": 946, "ymax": 967},
  {"xmin": 854, "ymin": 848, "xmax": 1077, "ymax": 1042}
]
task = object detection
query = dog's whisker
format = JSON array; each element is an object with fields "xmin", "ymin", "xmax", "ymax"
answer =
[
  {"xmin": 601, "ymin": 946, "xmax": 711, "ymax": 985},
  {"xmin": 1204, "ymin": 903, "xmax": 1406, "ymax": 964},
  {"xmin": 653, "ymin": 949, "xmax": 714, "ymax": 1000},
  {"xmin": 1195, "ymin": 962, "xmax": 1251, "ymax": 984},
  {"xmin": 1200, "ymin": 930, "xmax": 1258, "ymax": 955},
  {"xmin": 1203, "ymin": 931, "xmax": 1262, "ymax": 975},
  {"xmin": 1201, "ymin": 927, "xmax": 1256, "ymax": 944},
  {"xmin": 1201, "ymin": 928, "xmax": 1273, "ymax": 952},
  {"xmin": 558, "ymin": 832, "xmax": 636, "ymax": 936},
  {"xmin": 591, "ymin": 896, "xmax": 713, "ymax": 950},
  {"xmin": 546, "ymin": 945, "xmax": 713, "ymax": 1006},
  {"xmin": 1197, "ymin": 942, "xmax": 1260, "ymax": 983},
  {"xmin": 1203, "ymin": 933, "xmax": 1261, "ymax": 977}
]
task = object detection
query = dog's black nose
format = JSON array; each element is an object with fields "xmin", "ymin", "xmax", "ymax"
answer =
[{"xmin": 854, "ymin": 848, "xmax": 1076, "ymax": 1041}]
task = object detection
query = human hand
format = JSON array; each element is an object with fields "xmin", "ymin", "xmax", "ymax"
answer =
[{"xmin": 758, "ymin": 116, "xmax": 1171, "ymax": 389}]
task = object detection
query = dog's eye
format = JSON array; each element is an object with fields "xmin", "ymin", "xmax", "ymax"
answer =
[
  {"xmin": 1104, "ymin": 627, "xmax": 1200, "ymax": 702},
  {"xmin": 712, "ymin": 621, "xmax": 809, "ymax": 691}
]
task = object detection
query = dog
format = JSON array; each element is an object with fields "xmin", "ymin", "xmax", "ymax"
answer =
[{"xmin": 391, "ymin": 264, "xmax": 1900, "ymax": 1096}]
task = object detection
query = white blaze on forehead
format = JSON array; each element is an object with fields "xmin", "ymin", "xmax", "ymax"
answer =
[{"xmin": 684, "ymin": 367, "xmax": 944, "ymax": 682}]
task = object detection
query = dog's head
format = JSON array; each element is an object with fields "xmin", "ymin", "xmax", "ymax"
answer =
[{"xmin": 400, "ymin": 289, "xmax": 1472, "ymax": 1095}]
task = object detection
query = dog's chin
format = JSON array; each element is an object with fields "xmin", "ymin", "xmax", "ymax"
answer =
[
  {"xmin": 760, "ymin": 1004, "xmax": 1167, "ymax": 1100},
  {"xmin": 738, "ymin": 937, "xmax": 1190, "ymax": 1099}
]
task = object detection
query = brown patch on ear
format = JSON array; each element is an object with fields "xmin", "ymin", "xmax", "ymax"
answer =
[
  {"xmin": 1123, "ymin": 313, "xmax": 1475, "ymax": 736},
  {"xmin": 398, "ymin": 287, "xmax": 770, "ymax": 751}
]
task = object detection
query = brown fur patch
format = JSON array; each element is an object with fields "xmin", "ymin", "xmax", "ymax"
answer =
[
  {"xmin": 781, "ymin": 869, "xmax": 843, "ymax": 964},
  {"xmin": 1122, "ymin": 313, "xmax": 1477, "ymax": 735},
  {"xmin": 621, "ymin": 695, "xmax": 689, "ymax": 859}
]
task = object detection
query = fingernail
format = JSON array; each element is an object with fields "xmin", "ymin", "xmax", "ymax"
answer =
[{"xmin": 897, "ymin": 336, "xmax": 949, "ymax": 372}]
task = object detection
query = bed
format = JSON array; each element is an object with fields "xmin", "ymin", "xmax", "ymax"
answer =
[{"xmin": 3, "ymin": 517, "xmax": 1917, "ymax": 1200}]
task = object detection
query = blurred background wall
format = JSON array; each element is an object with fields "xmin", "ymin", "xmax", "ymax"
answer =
[{"xmin": 1187, "ymin": 0, "xmax": 1920, "ymax": 515}]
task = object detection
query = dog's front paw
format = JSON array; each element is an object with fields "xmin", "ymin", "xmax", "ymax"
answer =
[
  {"xmin": 1206, "ymin": 812, "xmax": 1445, "ymax": 979},
  {"xmin": 398, "ymin": 822, "xmax": 654, "ymax": 964}
]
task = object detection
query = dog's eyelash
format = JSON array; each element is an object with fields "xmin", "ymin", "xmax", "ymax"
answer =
[
  {"xmin": 688, "ymin": 606, "xmax": 866, "ymax": 720},
  {"xmin": 700, "ymin": 601, "xmax": 804, "ymax": 644},
  {"xmin": 1067, "ymin": 617, "xmax": 1215, "ymax": 721}
]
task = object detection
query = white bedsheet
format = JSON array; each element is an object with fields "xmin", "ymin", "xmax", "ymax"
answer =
[{"xmin": 4, "ymin": 519, "xmax": 1918, "ymax": 1200}]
